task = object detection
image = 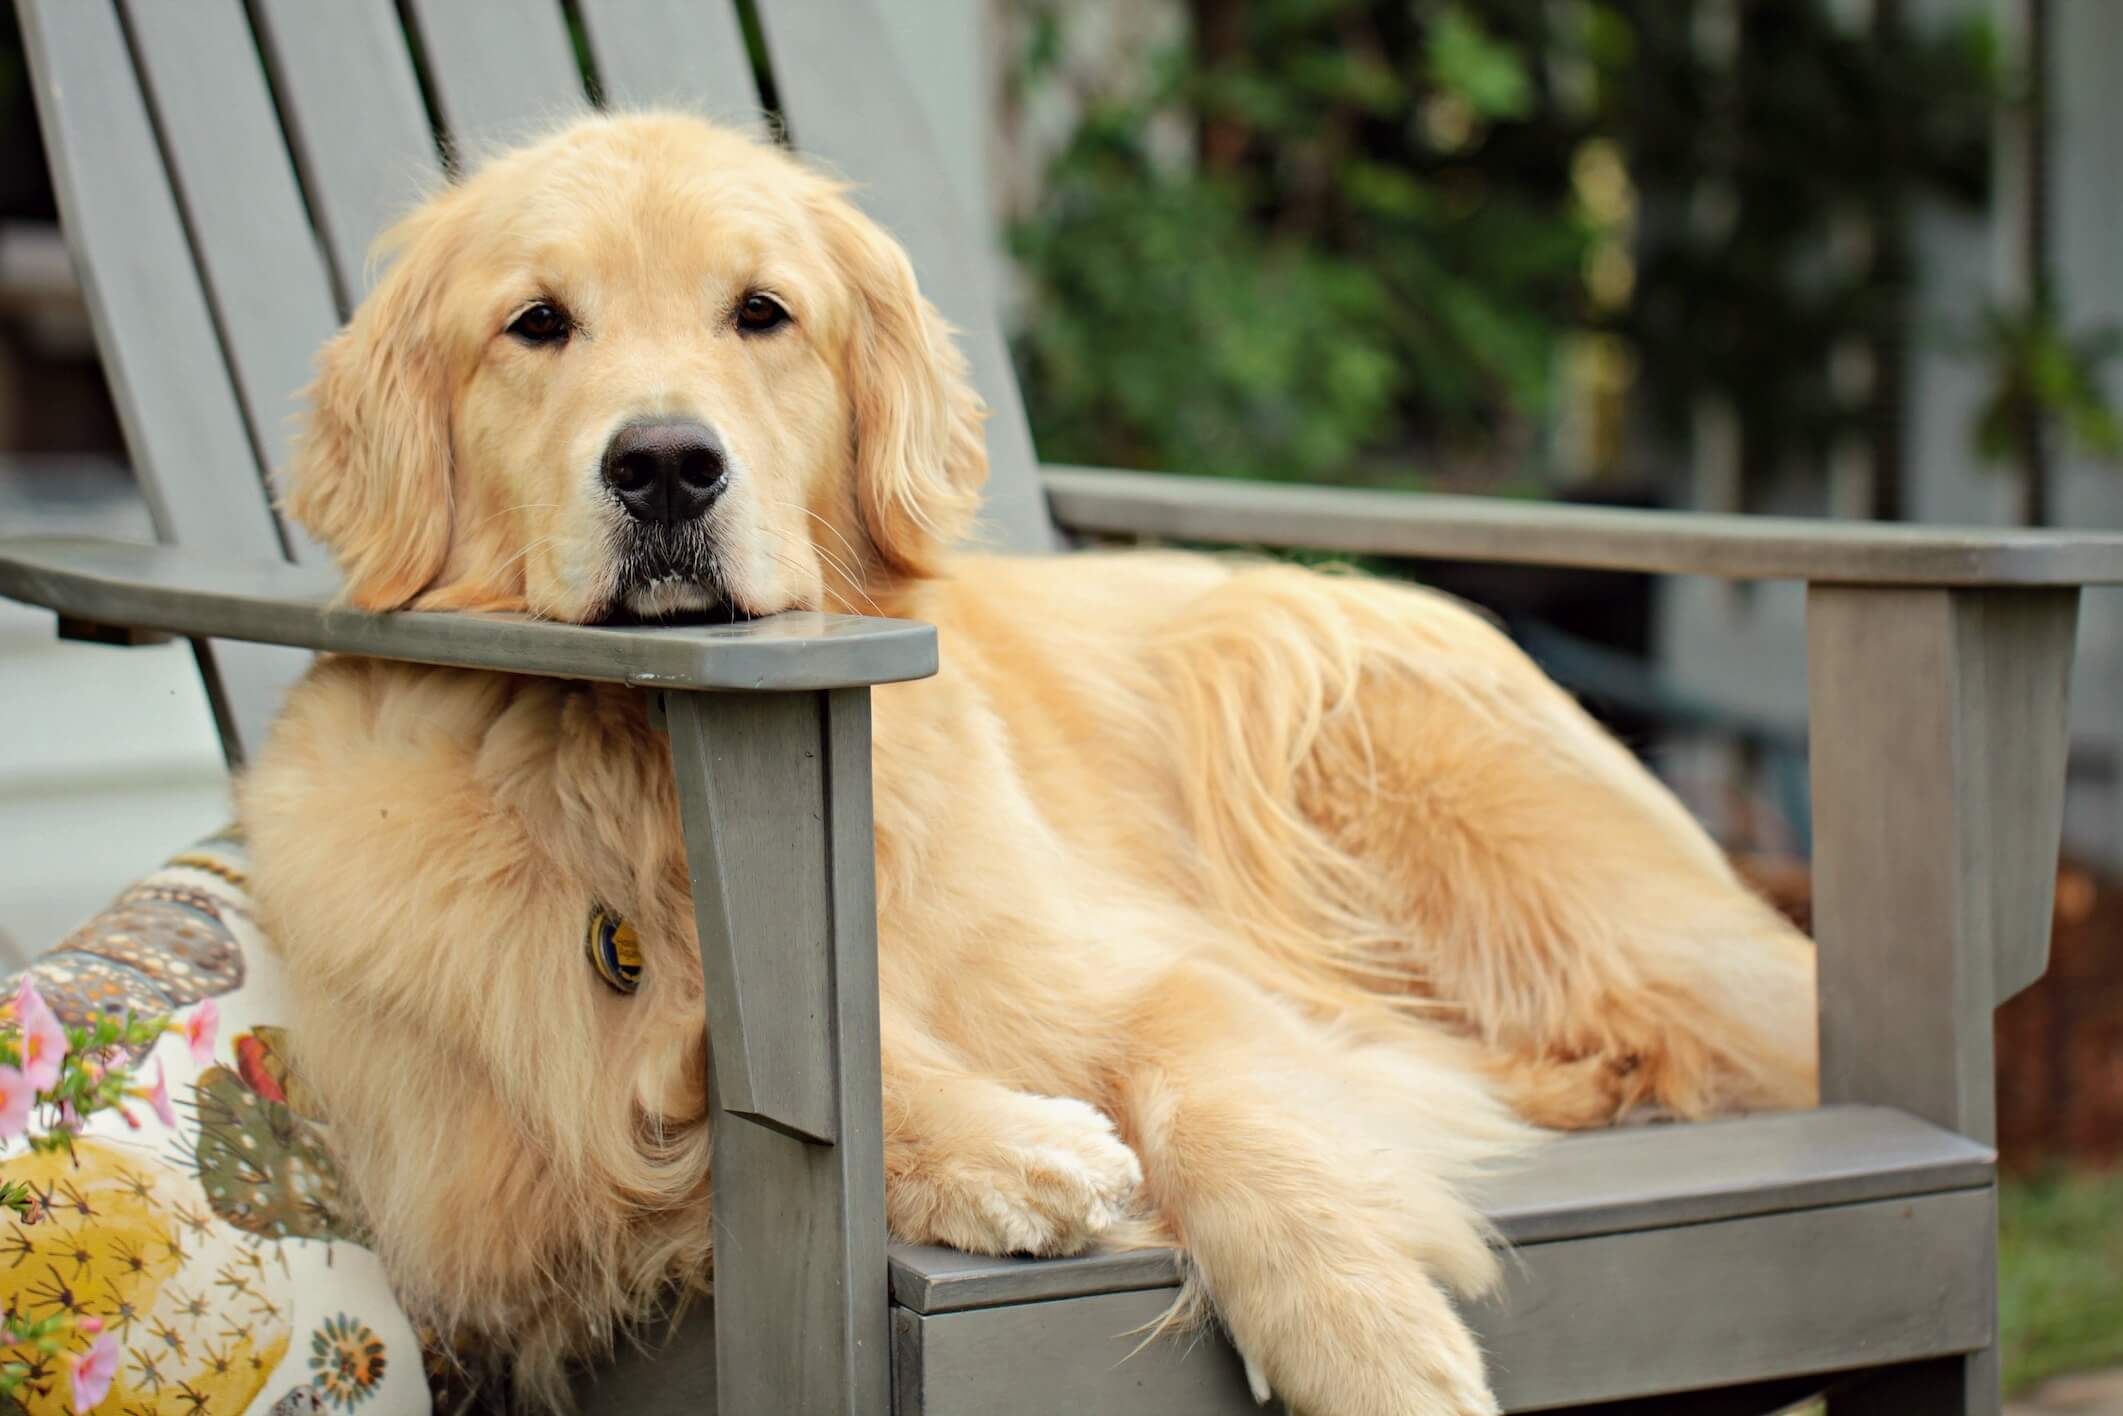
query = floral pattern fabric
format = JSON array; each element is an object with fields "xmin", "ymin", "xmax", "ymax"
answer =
[{"xmin": 0, "ymin": 834, "xmax": 432, "ymax": 1414}]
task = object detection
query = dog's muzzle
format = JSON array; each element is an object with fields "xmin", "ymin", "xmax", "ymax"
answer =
[{"xmin": 598, "ymin": 419, "xmax": 742, "ymax": 622}]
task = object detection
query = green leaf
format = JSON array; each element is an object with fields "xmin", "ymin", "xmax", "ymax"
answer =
[{"xmin": 1426, "ymin": 8, "xmax": 1534, "ymax": 120}]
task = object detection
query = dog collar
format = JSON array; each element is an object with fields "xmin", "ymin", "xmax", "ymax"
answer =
[{"xmin": 586, "ymin": 904, "xmax": 643, "ymax": 994}]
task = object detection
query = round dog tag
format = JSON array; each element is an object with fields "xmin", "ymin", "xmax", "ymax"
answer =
[{"xmin": 585, "ymin": 904, "xmax": 643, "ymax": 994}]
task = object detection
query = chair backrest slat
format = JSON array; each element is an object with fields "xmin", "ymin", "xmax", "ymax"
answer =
[
  {"xmin": 576, "ymin": 0, "xmax": 761, "ymax": 128},
  {"xmin": 117, "ymin": 0, "xmax": 338, "ymax": 562},
  {"xmin": 402, "ymin": 0, "xmax": 588, "ymax": 159},
  {"xmin": 20, "ymin": 0, "xmax": 1070, "ymax": 772},
  {"xmin": 251, "ymin": 0, "xmax": 442, "ymax": 306},
  {"xmin": 758, "ymin": 1, "xmax": 1060, "ymax": 554},
  {"xmin": 17, "ymin": 0, "xmax": 310, "ymax": 764}
]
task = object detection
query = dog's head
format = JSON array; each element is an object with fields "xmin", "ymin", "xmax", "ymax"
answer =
[{"xmin": 288, "ymin": 113, "xmax": 987, "ymax": 621}]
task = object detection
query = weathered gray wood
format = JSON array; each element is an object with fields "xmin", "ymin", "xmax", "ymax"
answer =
[
  {"xmin": 889, "ymin": 1104, "xmax": 1992, "ymax": 1314},
  {"xmin": 0, "ymin": 536, "xmax": 938, "ymax": 692},
  {"xmin": 402, "ymin": 0, "xmax": 587, "ymax": 161},
  {"xmin": 118, "ymin": 0, "xmax": 337, "ymax": 562},
  {"xmin": 756, "ymin": 0, "xmax": 1062, "ymax": 557},
  {"xmin": 1829, "ymin": 1194, "xmax": 2002, "ymax": 1413},
  {"xmin": 890, "ymin": 1244, "xmax": 1187, "ymax": 1316},
  {"xmin": 1806, "ymin": 588, "xmax": 2068, "ymax": 1416},
  {"xmin": 895, "ymin": 1189, "xmax": 1995, "ymax": 1415},
  {"xmin": 1811, "ymin": 588, "xmax": 1993, "ymax": 1141},
  {"xmin": 1477, "ymin": 1189, "xmax": 1994, "ymax": 1412},
  {"xmin": 249, "ymin": 0, "xmax": 441, "ymax": 303},
  {"xmin": 13, "ymin": 0, "xmax": 275, "ymax": 559},
  {"xmin": 1045, "ymin": 465, "xmax": 2123, "ymax": 586},
  {"xmin": 1808, "ymin": 587, "xmax": 2081, "ymax": 1140},
  {"xmin": 895, "ymin": 1288, "xmax": 1260, "ymax": 1416},
  {"xmin": 1968, "ymin": 593, "xmax": 2080, "ymax": 1002},
  {"xmin": 1474, "ymin": 1104, "xmax": 1992, "ymax": 1243},
  {"xmin": 576, "ymin": 0, "xmax": 762, "ymax": 128},
  {"xmin": 667, "ymin": 689, "xmax": 889, "ymax": 1416},
  {"xmin": 15, "ymin": 0, "xmax": 306, "ymax": 765},
  {"xmin": 667, "ymin": 693, "xmax": 838, "ymax": 1142},
  {"xmin": 1833, "ymin": 1352, "xmax": 1999, "ymax": 1416},
  {"xmin": 55, "ymin": 615, "xmax": 171, "ymax": 648}
]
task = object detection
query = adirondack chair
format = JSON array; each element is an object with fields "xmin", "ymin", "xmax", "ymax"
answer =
[{"xmin": 5, "ymin": 3, "xmax": 2122, "ymax": 1413}]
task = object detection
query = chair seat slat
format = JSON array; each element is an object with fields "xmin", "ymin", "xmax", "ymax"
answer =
[
  {"xmin": 576, "ymin": 0, "xmax": 762, "ymax": 131},
  {"xmin": 889, "ymin": 1104, "xmax": 1995, "ymax": 1313},
  {"xmin": 251, "ymin": 0, "xmax": 442, "ymax": 305},
  {"xmin": 119, "ymin": 0, "xmax": 339, "ymax": 565},
  {"xmin": 403, "ymin": 0, "xmax": 588, "ymax": 163},
  {"xmin": 16, "ymin": 0, "xmax": 310, "ymax": 760}
]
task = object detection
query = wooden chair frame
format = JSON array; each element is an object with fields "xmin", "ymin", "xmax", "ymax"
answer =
[{"xmin": 6, "ymin": 2, "xmax": 2123, "ymax": 1411}]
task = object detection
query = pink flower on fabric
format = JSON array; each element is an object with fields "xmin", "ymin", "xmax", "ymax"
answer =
[
  {"xmin": 75, "ymin": 1316, "xmax": 102, "ymax": 1336},
  {"xmin": 70, "ymin": 1332, "xmax": 118, "ymax": 1411},
  {"xmin": 0, "ymin": 1066, "xmax": 31, "ymax": 1140},
  {"xmin": 144, "ymin": 1061, "xmax": 177, "ymax": 1130},
  {"xmin": 15, "ymin": 980, "xmax": 64, "ymax": 1092},
  {"xmin": 183, "ymin": 998, "xmax": 219, "ymax": 1068}
]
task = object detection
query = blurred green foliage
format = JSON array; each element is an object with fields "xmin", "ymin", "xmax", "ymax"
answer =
[
  {"xmin": 2000, "ymin": 1169, "xmax": 2123, "ymax": 1394},
  {"xmin": 1009, "ymin": 1, "xmax": 1587, "ymax": 488},
  {"xmin": 1005, "ymin": 1, "xmax": 1998, "ymax": 498},
  {"xmin": 1973, "ymin": 301, "xmax": 2123, "ymax": 466}
]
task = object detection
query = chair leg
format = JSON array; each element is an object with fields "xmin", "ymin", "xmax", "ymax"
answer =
[
  {"xmin": 1830, "ymin": 1348, "xmax": 2001, "ymax": 1416},
  {"xmin": 1804, "ymin": 588, "xmax": 2045, "ymax": 1416}
]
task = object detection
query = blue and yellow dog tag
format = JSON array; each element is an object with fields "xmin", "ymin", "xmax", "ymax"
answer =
[{"xmin": 586, "ymin": 904, "xmax": 643, "ymax": 994}]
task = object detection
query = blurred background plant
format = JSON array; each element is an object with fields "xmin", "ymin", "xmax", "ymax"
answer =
[
  {"xmin": 1003, "ymin": 0, "xmax": 2119, "ymax": 525},
  {"xmin": 1006, "ymin": 0, "xmax": 1585, "ymax": 490}
]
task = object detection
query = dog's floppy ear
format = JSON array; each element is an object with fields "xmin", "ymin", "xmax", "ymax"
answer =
[
  {"xmin": 286, "ymin": 205, "xmax": 459, "ymax": 611},
  {"xmin": 818, "ymin": 193, "xmax": 988, "ymax": 578}
]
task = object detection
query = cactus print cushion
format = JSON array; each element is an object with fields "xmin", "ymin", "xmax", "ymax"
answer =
[{"xmin": 0, "ymin": 832, "xmax": 447, "ymax": 1414}]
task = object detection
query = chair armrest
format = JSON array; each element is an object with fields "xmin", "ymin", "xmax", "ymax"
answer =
[
  {"xmin": 1043, "ymin": 465, "xmax": 2123, "ymax": 587},
  {"xmin": 5, "ymin": 536, "xmax": 901, "ymax": 1406},
  {"xmin": 0, "ymin": 535, "xmax": 938, "ymax": 690}
]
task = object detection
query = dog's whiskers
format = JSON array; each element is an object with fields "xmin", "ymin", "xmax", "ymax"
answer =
[
  {"xmin": 766, "ymin": 501, "xmax": 886, "ymax": 616},
  {"xmin": 464, "ymin": 500, "xmax": 562, "ymax": 531},
  {"xmin": 764, "ymin": 524, "xmax": 883, "ymax": 616},
  {"xmin": 765, "ymin": 535, "xmax": 865, "ymax": 614},
  {"xmin": 763, "ymin": 547, "xmax": 881, "ymax": 617},
  {"xmin": 493, "ymin": 533, "xmax": 566, "ymax": 578}
]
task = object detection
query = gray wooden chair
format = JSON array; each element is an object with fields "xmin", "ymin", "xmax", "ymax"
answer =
[{"xmin": 4, "ymin": 2, "xmax": 2120, "ymax": 1412}]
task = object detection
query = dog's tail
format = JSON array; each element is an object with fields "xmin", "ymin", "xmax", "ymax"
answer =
[
  {"xmin": 1140, "ymin": 557, "xmax": 1817, "ymax": 1119},
  {"xmin": 1137, "ymin": 560, "xmax": 1502, "ymax": 1021}
]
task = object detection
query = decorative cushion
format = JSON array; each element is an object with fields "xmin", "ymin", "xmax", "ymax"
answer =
[{"xmin": 1, "ymin": 831, "xmax": 447, "ymax": 1414}]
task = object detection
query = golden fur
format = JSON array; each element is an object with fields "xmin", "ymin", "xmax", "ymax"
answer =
[{"xmin": 239, "ymin": 113, "xmax": 1817, "ymax": 1415}]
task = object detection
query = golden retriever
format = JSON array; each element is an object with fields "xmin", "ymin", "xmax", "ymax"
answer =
[{"xmin": 238, "ymin": 111, "xmax": 1817, "ymax": 1415}]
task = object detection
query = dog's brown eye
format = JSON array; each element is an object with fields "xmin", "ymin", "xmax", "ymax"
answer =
[
  {"xmin": 508, "ymin": 302, "xmax": 571, "ymax": 345},
  {"xmin": 736, "ymin": 293, "xmax": 790, "ymax": 334}
]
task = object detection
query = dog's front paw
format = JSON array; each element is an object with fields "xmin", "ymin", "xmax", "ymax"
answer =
[{"xmin": 888, "ymin": 1093, "xmax": 1144, "ymax": 1257}]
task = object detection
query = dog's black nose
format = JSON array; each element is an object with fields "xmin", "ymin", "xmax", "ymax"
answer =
[{"xmin": 601, "ymin": 419, "xmax": 728, "ymax": 525}]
